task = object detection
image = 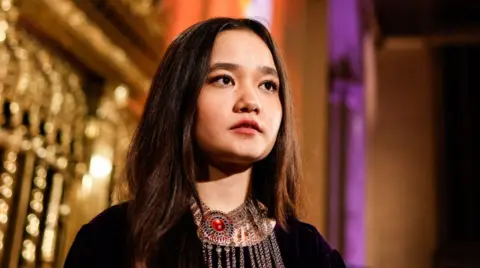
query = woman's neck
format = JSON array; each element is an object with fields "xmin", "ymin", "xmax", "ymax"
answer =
[{"xmin": 196, "ymin": 165, "xmax": 251, "ymax": 213}]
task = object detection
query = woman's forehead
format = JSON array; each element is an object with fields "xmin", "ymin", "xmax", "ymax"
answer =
[{"xmin": 210, "ymin": 30, "xmax": 276, "ymax": 71}]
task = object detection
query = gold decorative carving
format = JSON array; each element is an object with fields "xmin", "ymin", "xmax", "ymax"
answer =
[
  {"xmin": 1, "ymin": 0, "xmax": 148, "ymax": 266},
  {"xmin": 39, "ymin": 0, "xmax": 152, "ymax": 93},
  {"xmin": 1, "ymin": 1, "xmax": 90, "ymax": 266}
]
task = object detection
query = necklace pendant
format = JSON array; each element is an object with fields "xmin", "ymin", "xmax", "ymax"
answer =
[
  {"xmin": 200, "ymin": 211, "xmax": 235, "ymax": 245},
  {"xmin": 212, "ymin": 218, "xmax": 226, "ymax": 231}
]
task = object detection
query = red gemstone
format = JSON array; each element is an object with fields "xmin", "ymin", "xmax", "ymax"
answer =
[{"xmin": 211, "ymin": 219, "xmax": 225, "ymax": 232}]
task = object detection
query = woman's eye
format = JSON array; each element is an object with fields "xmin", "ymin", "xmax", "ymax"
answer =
[
  {"xmin": 260, "ymin": 81, "xmax": 279, "ymax": 92},
  {"xmin": 209, "ymin": 75, "xmax": 234, "ymax": 87}
]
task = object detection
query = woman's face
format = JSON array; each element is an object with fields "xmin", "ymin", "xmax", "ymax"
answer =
[{"xmin": 195, "ymin": 29, "xmax": 282, "ymax": 167}]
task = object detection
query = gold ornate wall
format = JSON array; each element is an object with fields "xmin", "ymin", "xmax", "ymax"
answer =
[
  {"xmin": 0, "ymin": 0, "xmax": 162, "ymax": 267},
  {"xmin": 0, "ymin": 19, "xmax": 87, "ymax": 268}
]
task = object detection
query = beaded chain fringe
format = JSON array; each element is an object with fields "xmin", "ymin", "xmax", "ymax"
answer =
[{"xmin": 201, "ymin": 232, "xmax": 285, "ymax": 268}]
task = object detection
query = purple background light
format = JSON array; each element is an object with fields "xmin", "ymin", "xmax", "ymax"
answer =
[{"xmin": 328, "ymin": 0, "xmax": 365, "ymax": 266}]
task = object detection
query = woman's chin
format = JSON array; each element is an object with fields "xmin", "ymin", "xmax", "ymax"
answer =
[
  {"xmin": 229, "ymin": 147, "xmax": 271, "ymax": 162},
  {"xmin": 211, "ymin": 151, "xmax": 268, "ymax": 168}
]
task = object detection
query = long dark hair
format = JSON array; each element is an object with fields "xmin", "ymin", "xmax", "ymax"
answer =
[{"xmin": 126, "ymin": 17, "xmax": 301, "ymax": 268}]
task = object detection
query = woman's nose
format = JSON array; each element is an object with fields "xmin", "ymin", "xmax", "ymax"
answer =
[{"xmin": 232, "ymin": 86, "xmax": 262, "ymax": 114}]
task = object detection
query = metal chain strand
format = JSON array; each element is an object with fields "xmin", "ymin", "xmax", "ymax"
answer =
[
  {"xmin": 240, "ymin": 246, "xmax": 245, "ymax": 268},
  {"xmin": 269, "ymin": 234, "xmax": 285, "ymax": 268},
  {"xmin": 203, "ymin": 243, "xmax": 208, "ymax": 264},
  {"xmin": 253, "ymin": 244, "xmax": 260, "ymax": 267},
  {"xmin": 262, "ymin": 240, "xmax": 273, "ymax": 268},
  {"xmin": 208, "ymin": 244, "xmax": 214, "ymax": 268},
  {"xmin": 216, "ymin": 246, "xmax": 223, "ymax": 268},
  {"xmin": 225, "ymin": 246, "xmax": 231, "ymax": 268},
  {"xmin": 267, "ymin": 239, "xmax": 279, "ymax": 268},
  {"xmin": 248, "ymin": 245, "xmax": 257, "ymax": 268},
  {"xmin": 231, "ymin": 247, "xmax": 236, "ymax": 268},
  {"xmin": 258, "ymin": 242, "xmax": 268, "ymax": 268},
  {"xmin": 254, "ymin": 244, "xmax": 265, "ymax": 268}
]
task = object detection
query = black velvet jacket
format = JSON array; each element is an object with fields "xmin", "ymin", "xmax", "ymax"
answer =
[{"xmin": 65, "ymin": 202, "xmax": 346, "ymax": 268}]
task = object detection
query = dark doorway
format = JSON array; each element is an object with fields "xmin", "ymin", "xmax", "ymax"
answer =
[{"xmin": 435, "ymin": 45, "xmax": 480, "ymax": 268}]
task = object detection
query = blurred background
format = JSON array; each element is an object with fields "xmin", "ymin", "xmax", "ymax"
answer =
[{"xmin": 0, "ymin": 0, "xmax": 479, "ymax": 267}]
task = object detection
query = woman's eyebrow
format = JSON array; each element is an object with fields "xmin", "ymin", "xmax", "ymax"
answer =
[{"xmin": 210, "ymin": 62, "xmax": 278, "ymax": 78}]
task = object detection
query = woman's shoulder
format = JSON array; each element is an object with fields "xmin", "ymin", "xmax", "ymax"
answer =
[
  {"xmin": 85, "ymin": 201, "xmax": 130, "ymax": 229},
  {"xmin": 287, "ymin": 218, "xmax": 331, "ymax": 249},
  {"xmin": 64, "ymin": 202, "xmax": 130, "ymax": 268},
  {"xmin": 78, "ymin": 201, "xmax": 130, "ymax": 241},
  {"xmin": 275, "ymin": 218, "xmax": 346, "ymax": 268}
]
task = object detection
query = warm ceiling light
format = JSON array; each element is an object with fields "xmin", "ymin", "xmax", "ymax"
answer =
[
  {"xmin": 114, "ymin": 84, "xmax": 129, "ymax": 108},
  {"xmin": 89, "ymin": 155, "xmax": 112, "ymax": 179}
]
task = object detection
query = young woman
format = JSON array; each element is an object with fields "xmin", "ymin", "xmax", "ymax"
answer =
[{"xmin": 65, "ymin": 17, "xmax": 346, "ymax": 268}]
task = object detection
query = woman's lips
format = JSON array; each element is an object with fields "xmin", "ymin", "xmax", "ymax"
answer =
[{"xmin": 230, "ymin": 119, "xmax": 262, "ymax": 134}]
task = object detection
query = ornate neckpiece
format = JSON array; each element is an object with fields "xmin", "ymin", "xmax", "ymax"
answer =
[{"xmin": 190, "ymin": 198, "xmax": 285, "ymax": 268}]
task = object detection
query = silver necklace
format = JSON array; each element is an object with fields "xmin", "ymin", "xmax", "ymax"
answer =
[{"xmin": 190, "ymin": 198, "xmax": 285, "ymax": 268}]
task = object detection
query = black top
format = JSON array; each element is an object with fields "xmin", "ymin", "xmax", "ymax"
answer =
[{"xmin": 64, "ymin": 202, "xmax": 346, "ymax": 268}]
